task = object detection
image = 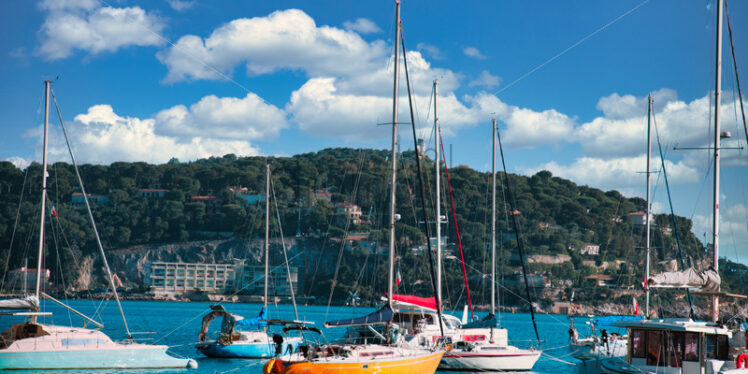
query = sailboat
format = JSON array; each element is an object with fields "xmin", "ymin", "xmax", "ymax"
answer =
[
  {"xmin": 436, "ymin": 119, "xmax": 541, "ymax": 371},
  {"xmin": 575, "ymin": 2, "xmax": 748, "ymax": 373},
  {"xmin": 195, "ymin": 164, "xmax": 305, "ymax": 358},
  {"xmin": 263, "ymin": 1, "xmax": 446, "ymax": 373},
  {"xmin": 196, "ymin": 164, "xmax": 303, "ymax": 358},
  {"xmin": 0, "ymin": 81, "xmax": 197, "ymax": 370}
]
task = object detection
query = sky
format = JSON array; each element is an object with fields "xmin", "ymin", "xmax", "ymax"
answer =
[{"xmin": 1, "ymin": 0, "xmax": 747, "ymax": 264}]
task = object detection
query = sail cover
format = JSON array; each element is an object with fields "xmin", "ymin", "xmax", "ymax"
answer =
[
  {"xmin": 593, "ymin": 315, "xmax": 643, "ymax": 327},
  {"xmin": 0, "ymin": 296, "xmax": 39, "ymax": 310},
  {"xmin": 325, "ymin": 306, "xmax": 393, "ymax": 327},
  {"xmin": 648, "ymin": 268, "xmax": 720, "ymax": 292},
  {"xmin": 389, "ymin": 293, "xmax": 438, "ymax": 311},
  {"xmin": 462, "ymin": 313, "xmax": 498, "ymax": 329},
  {"xmin": 235, "ymin": 306, "xmax": 267, "ymax": 330}
]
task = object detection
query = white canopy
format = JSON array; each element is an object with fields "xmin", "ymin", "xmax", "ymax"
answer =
[
  {"xmin": 648, "ymin": 268, "xmax": 720, "ymax": 292},
  {"xmin": 0, "ymin": 296, "xmax": 39, "ymax": 310}
]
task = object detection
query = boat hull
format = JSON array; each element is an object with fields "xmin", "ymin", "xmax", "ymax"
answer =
[
  {"xmin": 440, "ymin": 349, "xmax": 541, "ymax": 371},
  {"xmin": 263, "ymin": 349, "xmax": 445, "ymax": 374},
  {"xmin": 0, "ymin": 345, "xmax": 194, "ymax": 370},
  {"xmin": 196, "ymin": 339, "xmax": 300, "ymax": 358}
]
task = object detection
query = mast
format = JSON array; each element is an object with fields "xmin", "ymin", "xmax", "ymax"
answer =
[
  {"xmin": 434, "ymin": 79, "xmax": 441, "ymax": 305},
  {"xmin": 388, "ymin": 0, "xmax": 401, "ymax": 309},
  {"xmin": 265, "ymin": 164, "xmax": 270, "ymax": 308},
  {"xmin": 645, "ymin": 95, "xmax": 652, "ymax": 318},
  {"xmin": 34, "ymin": 81, "xmax": 50, "ymax": 318},
  {"xmin": 711, "ymin": 0, "xmax": 723, "ymax": 323},
  {"xmin": 491, "ymin": 119, "xmax": 497, "ymax": 315}
]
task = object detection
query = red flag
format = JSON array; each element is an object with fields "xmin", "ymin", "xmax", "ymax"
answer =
[
  {"xmin": 50, "ymin": 203, "xmax": 58, "ymax": 217},
  {"xmin": 633, "ymin": 297, "xmax": 639, "ymax": 316},
  {"xmin": 396, "ymin": 268, "xmax": 402, "ymax": 286}
]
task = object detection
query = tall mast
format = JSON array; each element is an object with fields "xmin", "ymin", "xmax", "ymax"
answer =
[
  {"xmin": 265, "ymin": 163, "xmax": 270, "ymax": 308},
  {"xmin": 645, "ymin": 95, "xmax": 652, "ymax": 318},
  {"xmin": 387, "ymin": 0, "xmax": 401, "ymax": 308},
  {"xmin": 491, "ymin": 119, "xmax": 497, "ymax": 315},
  {"xmin": 711, "ymin": 0, "xmax": 723, "ymax": 323},
  {"xmin": 35, "ymin": 81, "xmax": 51, "ymax": 310},
  {"xmin": 434, "ymin": 79, "xmax": 441, "ymax": 305}
]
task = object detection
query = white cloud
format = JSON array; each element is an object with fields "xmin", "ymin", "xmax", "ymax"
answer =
[
  {"xmin": 5, "ymin": 157, "xmax": 31, "ymax": 169},
  {"xmin": 27, "ymin": 91, "xmax": 287, "ymax": 164},
  {"xmin": 167, "ymin": 0, "xmax": 195, "ymax": 12},
  {"xmin": 37, "ymin": 1, "xmax": 165, "ymax": 60},
  {"xmin": 343, "ymin": 18, "xmax": 381, "ymax": 34},
  {"xmin": 157, "ymin": 9, "xmax": 388, "ymax": 82},
  {"xmin": 417, "ymin": 43, "xmax": 444, "ymax": 60},
  {"xmin": 692, "ymin": 204, "xmax": 748, "ymax": 262},
  {"xmin": 463, "ymin": 47, "xmax": 486, "ymax": 60},
  {"xmin": 469, "ymin": 70, "xmax": 501, "ymax": 89},
  {"xmin": 155, "ymin": 93, "xmax": 288, "ymax": 140},
  {"xmin": 525, "ymin": 156, "xmax": 699, "ymax": 191}
]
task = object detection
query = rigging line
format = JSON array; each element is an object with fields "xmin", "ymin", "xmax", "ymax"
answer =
[
  {"xmin": 402, "ymin": 29, "xmax": 445, "ymax": 338},
  {"xmin": 323, "ymin": 152, "xmax": 366, "ymax": 321},
  {"xmin": 438, "ymin": 134, "xmax": 475, "ymax": 320},
  {"xmin": 652, "ymin": 104, "xmax": 695, "ymax": 320},
  {"xmin": 493, "ymin": 0, "xmax": 650, "ymax": 96},
  {"xmin": 724, "ymin": 0, "xmax": 748, "ymax": 147},
  {"xmin": 0, "ymin": 166, "xmax": 30, "ymax": 290},
  {"xmin": 97, "ymin": 0, "xmax": 252, "ymax": 94},
  {"xmin": 51, "ymin": 88, "xmax": 132, "ymax": 339},
  {"xmin": 270, "ymin": 176, "xmax": 299, "ymax": 321},
  {"xmin": 495, "ymin": 124, "xmax": 541, "ymax": 346}
]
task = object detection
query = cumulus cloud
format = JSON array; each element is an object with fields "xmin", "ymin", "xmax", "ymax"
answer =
[
  {"xmin": 157, "ymin": 9, "xmax": 388, "ymax": 82},
  {"xmin": 155, "ymin": 93, "xmax": 288, "ymax": 140},
  {"xmin": 463, "ymin": 47, "xmax": 486, "ymax": 60},
  {"xmin": 167, "ymin": 0, "xmax": 196, "ymax": 12},
  {"xmin": 693, "ymin": 204, "xmax": 748, "ymax": 261},
  {"xmin": 343, "ymin": 18, "xmax": 381, "ymax": 34},
  {"xmin": 37, "ymin": 0, "xmax": 165, "ymax": 60},
  {"xmin": 524, "ymin": 156, "xmax": 699, "ymax": 191},
  {"xmin": 469, "ymin": 70, "xmax": 501, "ymax": 89},
  {"xmin": 26, "ymin": 91, "xmax": 287, "ymax": 164},
  {"xmin": 42, "ymin": 105, "xmax": 258, "ymax": 164},
  {"xmin": 5, "ymin": 157, "xmax": 31, "ymax": 169}
]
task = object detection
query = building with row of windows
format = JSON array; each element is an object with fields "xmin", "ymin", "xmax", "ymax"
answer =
[{"xmin": 144, "ymin": 260, "xmax": 298, "ymax": 298}]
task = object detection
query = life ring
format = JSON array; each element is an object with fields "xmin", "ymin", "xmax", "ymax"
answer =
[{"xmin": 737, "ymin": 353, "xmax": 748, "ymax": 369}]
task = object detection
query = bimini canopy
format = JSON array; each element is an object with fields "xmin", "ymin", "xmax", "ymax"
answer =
[
  {"xmin": 388, "ymin": 293, "xmax": 438, "ymax": 311},
  {"xmin": 0, "ymin": 296, "xmax": 39, "ymax": 310},
  {"xmin": 648, "ymin": 268, "xmax": 720, "ymax": 292},
  {"xmin": 462, "ymin": 313, "xmax": 498, "ymax": 329},
  {"xmin": 324, "ymin": 306, "xmax": 393, "ymax": 327}
]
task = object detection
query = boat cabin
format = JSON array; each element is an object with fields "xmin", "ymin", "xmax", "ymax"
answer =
[{"xmin": 615, "ymin": 319, "xmax": 737, "ymax": 374}]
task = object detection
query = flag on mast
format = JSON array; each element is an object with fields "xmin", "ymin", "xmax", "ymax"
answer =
[
  {"xmin": 50, "ymin": 203, "xmax": 58, "ymax": 217},
  {"xmin": 396, "ymin": 268, "xmax": 402, "ymax": 286}
]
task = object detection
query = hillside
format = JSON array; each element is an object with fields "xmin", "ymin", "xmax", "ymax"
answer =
[{"xmin": 0, "ymin": 148, "xmax": 744, "ymax": 314}]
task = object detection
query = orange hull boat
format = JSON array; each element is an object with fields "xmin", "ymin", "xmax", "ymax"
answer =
[{"xmin": 263, "ymin": 348, "xmax": 445, "ymax": 374}]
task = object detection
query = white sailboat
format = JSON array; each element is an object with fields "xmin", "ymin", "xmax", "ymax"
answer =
[
  {"xmin": 0, "ymin": 81, "xmax": 197, "ymax": 370},
  {"xmin": 575, "ymin": 2, "xmax": 748, "ymax": 373}
]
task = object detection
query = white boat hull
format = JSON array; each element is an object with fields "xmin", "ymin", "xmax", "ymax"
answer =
[{"xmin": 440, "ymin": 348, "xmax": 542, "ymax": 371}]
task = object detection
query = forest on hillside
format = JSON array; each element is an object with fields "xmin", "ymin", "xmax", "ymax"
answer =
[{"xmin": 0, "ymin": 148, "xmax": 745, "ymax": 309}]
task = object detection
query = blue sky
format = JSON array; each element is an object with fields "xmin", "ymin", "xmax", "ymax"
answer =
[{"xmin": 1, "ymin": 0, "xmax": 747, "ymax": 264}]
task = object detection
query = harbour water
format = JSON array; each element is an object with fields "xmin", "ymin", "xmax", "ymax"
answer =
[{"xmin": 3, "ymin": 300, "xmax": 619, "ymax": 374}]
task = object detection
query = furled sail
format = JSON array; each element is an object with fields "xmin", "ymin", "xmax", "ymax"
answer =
[
  {"xmin": 0, "ymin": 296, "xmax": 39, "ymax": 310},
  {"xmin": 647, "ymin": 268, "xmax": 720, "ymax": 292},
  {"xmin": 324, "ymin": 306, "xmax": 393, "ymax": 327}
]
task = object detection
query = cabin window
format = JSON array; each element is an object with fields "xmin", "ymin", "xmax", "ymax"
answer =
[
  {"xmin": 646, "ymin": 330, "xmax": 663, "ymax": 366},
  {"xmin": 631, "ymin": 329, "xmax": 646, "ymax": 358},
  {"xmin": 665, "ymin": 331, "xmax": 684, "ymax": 367},
  {"xmin": 684, "ymin": 332, "xmax": 699, "ymax": 361},
  {"xmin": 706, "ymin": 334, "xmax": 728, "ymax": 360}
]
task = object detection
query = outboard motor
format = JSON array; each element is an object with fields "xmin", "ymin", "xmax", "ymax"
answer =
[{"xmin": 273, "ymin": 334, "xmax": 284, "ymax": 356}]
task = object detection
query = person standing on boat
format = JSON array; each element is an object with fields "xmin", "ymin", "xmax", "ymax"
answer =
[{"xmin": 601, "ymin": 329, "xmax": 609, "ymax": 352}]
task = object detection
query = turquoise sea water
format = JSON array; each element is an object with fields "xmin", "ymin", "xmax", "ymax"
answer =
[{"xmin": 3, "ymin": 300, "xmax": 619, "ymax": 374}]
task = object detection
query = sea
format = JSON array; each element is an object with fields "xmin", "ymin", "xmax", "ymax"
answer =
[{"xmin": 3, "ymin": 300, "xmax": 624, "ymax": 374}]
